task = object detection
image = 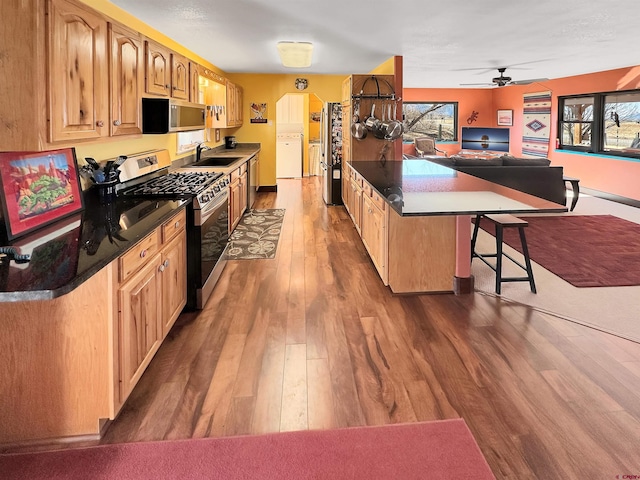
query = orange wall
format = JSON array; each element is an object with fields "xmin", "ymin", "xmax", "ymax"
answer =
[
  {"xmin": 406, "ymin": 66, "xmax": 640, "ymax": 201},
  {"xmin": 402, "ymin": 88, "xmax": 494, "ymax": 156}
]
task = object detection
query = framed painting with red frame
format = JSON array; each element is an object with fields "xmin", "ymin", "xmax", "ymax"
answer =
[{"xmin": 0, "ymin": 148, "xmax": 84, "ymax": 241}]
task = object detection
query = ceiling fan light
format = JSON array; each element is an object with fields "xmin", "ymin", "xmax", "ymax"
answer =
[{"xmin": 277, "ymin": 41, "xmax": 313, "ymax": 68}]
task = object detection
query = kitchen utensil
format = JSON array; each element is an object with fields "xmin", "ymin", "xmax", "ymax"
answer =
[
  {"xmin": 384, "ymin": 102, "xmax": 404, "ymax": 141},
  {"xmin": 352, "ymin": 99, "xmax": 360, "ymax": 124},
  {"xmin": 364, "ymin": 104, "xmax": 381, "ymax": 133},
  {"xmin": 374, "ymin": 101, "xmax": 387, "ymax": 139},
  {"xmin": 351, "ymin": 100, "xmax": 367, "ymax": 140},
  {"xmin": 379, "ymin": 102, "xmax": 393, "ymax": 139},
  {"xmin": 113, "ymin": 155, "xmax": 127, "ymax": 169},
  {"xmin": 351, "ymin": 120, "xmax": 367, "ymax": 140},
  {"xmin": 85, "ymin": 157, "xmax": 100, "ymax": 170}
]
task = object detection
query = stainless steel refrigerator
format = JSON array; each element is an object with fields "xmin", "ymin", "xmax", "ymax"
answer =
[{"xmin": 320, "ymin": 102, "xmax": 343, "ymax": 205}]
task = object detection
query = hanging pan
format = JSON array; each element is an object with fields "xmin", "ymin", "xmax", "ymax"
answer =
[
  {"xmin": 351, "ymin": 99, "xmax": 367, "ymax": 140},
  {"xmin": 384, "ymin": 102, "xmax": 404, "ymax": 141}
]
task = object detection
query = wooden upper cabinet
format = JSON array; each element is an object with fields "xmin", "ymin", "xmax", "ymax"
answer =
[
  {"xmin": 189, "ymin": 62, "xmax": 201, "ymax": 103},
  {"xmin": 109, "ymin": 23, "xmax": 143, "ymax": 136},
  {"xmin": 145, "ymin": 40, "xmax": 171, "ymax": 96},
  {"xmin": 342, "ymin": 76, "xmax": 352, "ymax": 105},
  {"xmin": 170, "ymin": 52, "xmax": 189, "ymax": 100},
  {"xmin": 48, "ymin": 0, "xmax": 109, "ymax": 142},
  {"xmin": 226, "ymin": 81, "xmax": 243, "ymax": 127}
]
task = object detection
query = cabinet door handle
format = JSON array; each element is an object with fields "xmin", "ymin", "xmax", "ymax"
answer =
[
  {"xmin": 163, "ymin": 259, "xmax": 170, "ymax": 268},
  {"xmin": 140, "ymin": 249, "xmax": 147, "ymax": 258},
  {"xmin": 96, "ymin": 120, "xmax": 104, "ymax": 127},
  {"xmin": 174, "ymin": 221, "xmax": 180, "ymax": 228},
  {"xmin": 113, "ymin": 119, "xmax": 121, "ymax": 126},
  {"xmin": 159, "ymin": 264, "xmax": 165, "ymax": 272}
]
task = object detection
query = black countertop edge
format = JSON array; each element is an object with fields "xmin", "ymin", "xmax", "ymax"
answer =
[
  {"xmin": 350, "ymin": 159, "xmax": 568, "ymax": 217},
  {"xmin": 397, "ymin": 207, "xmax": 569, "ymax": 217},
  {"xmin": 0, "ymin": 195, "xmax": 191, "ymax": 303}
]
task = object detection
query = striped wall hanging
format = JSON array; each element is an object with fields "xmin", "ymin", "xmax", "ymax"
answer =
[{"xmin": 522, "ymin": 91, "xmax": 551, "ymax": 157}]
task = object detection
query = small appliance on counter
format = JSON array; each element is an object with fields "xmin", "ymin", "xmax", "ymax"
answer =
[{"xmin": 225, "ymin": 136, "xmax": 237, "ymax": 149}]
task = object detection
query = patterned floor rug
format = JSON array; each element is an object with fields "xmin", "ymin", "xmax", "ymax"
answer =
[{"xmin": 225, "ymin": 209, "xmax": 285, "ymax": 259}]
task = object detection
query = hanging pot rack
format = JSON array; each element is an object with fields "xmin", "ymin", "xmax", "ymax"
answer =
[{"xmin": 352, "ymin": 75, "xmax": 398, "ymax": 100}]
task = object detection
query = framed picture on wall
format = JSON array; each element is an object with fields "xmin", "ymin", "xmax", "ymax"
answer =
[
  {"xmin": 497, "ymin": 109, "xmax": 513, "ymax": 126},
  {"xmin": 0, "ymin": 147, "xmax": 84, "ymax": 240}
]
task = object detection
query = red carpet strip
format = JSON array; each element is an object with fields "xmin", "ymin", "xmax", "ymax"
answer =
[
  {"xmin": 0, "ymin": 419, "xmax": 494, "ymax": 479},
  {"xmin": 477, "ymin": 214, "xmax": 640, "ymax": 287}
]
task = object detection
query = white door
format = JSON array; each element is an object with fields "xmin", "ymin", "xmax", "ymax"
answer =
[{"xmin": 276, "ymin": 133, "xmax": 302, "ymax": 178}]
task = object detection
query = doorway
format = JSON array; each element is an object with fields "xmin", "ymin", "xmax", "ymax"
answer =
[{"xmin": 275, "ymin": 93, "xmax": 324, "ymax": 178}]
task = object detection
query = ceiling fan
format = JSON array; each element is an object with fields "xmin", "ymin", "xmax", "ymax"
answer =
[{"xmin": 460, "ymin": 68, "xmax": 548, "ymax": 87}]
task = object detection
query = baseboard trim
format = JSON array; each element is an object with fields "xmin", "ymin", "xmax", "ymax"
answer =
[
  {"xmin": 258, "ymin": 185, "xmax": 277, "ymax": 192},
  {"xmin": 454, "ymin": 275, "xmax": 474, "ymax": 295},
  {"xmin": 582, "ymin": 187, "xmax": 640, "ymax": 209}
]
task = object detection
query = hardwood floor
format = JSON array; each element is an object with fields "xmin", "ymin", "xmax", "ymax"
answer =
[{"xmin": 101, "ymin": 177, "xmax": 640, "ymax": 478}]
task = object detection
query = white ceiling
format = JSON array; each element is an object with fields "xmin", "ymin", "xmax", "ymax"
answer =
[{"xmin": 110, "ymin": 0, "xmax": 640, "ymax": 88}]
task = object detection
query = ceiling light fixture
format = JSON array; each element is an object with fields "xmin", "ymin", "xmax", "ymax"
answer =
[{"xmin": 277, "ymin": 41, "xmax": 313, "ymax": 68}]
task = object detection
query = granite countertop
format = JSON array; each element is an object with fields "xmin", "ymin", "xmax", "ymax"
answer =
[
  {"xmin": 0, "ymin": 191, "xmax": 189, "ymax": 302},
  {"xmin": 350, "ymin": 159, "xmax": 567, "ymax": 217}
]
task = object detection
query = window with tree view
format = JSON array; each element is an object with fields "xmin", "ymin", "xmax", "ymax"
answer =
[
  {"xmin": 559, "ymin": 91, "xmax": 640, "ymax": 158},
  {"xmin": 402, "ymin": 102, "xmax": 457, "ymax": 143},
  {"xmin": 603, "ymin": 92, "xmax": 640, "ymax": 154}
]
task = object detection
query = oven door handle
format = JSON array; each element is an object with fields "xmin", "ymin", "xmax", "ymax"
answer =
[{"xmin": 196, "ymin": 191, "xmax": 228, "ymax": 226}]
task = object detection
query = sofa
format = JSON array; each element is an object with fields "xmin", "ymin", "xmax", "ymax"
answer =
[{"xmin": 419, "ymin": 153, "xmax": 566, "ymax": 205}]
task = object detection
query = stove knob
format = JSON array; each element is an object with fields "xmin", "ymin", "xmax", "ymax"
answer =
[{"xmin": 201, "ymin": 194, "xmax": 210, "ymax": 202}]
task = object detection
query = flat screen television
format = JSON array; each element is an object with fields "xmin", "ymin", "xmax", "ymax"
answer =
[{"xmin": 461, "ymin": 127, "xmax": 510, "ymax": 153}]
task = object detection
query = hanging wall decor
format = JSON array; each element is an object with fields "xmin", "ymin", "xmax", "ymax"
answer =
[
  {"xmin": 0, "ymin": 148, "xmax": 84, "ymax": 240},
  {"xmin": 250, "ymin": 103, "xmax": 268, "ymax": 124},
  {"xmin": 497, "ymin": 109, "xmax": 513, "ymax": 126},
  {"xmin": 522, "ymin": 91, "xmax": 552, "ymax": 157}
]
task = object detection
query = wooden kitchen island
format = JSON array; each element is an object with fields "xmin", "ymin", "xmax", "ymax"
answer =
[{"xmin": 345, "ymin": 159, "xmax": 567, "ymax": 294}]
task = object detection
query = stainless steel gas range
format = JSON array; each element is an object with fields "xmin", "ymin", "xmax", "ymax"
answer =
[{"xmin": 117, "ymin": 150, "xmax": 229, "ymax": 310}]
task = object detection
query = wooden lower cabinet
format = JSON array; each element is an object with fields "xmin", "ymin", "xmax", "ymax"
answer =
[
  {"xmin": 228, "ymin": 164, "xmax": 248, "ymax": 232},
  {"xmin": 118, "ymin": 210, "xmax": 187, "ymax": 402},
  {"xmin": 361, "ymin": 192, "xmax": 388, "ymax": 283},
  {"xmin": 344, "ymin": 168, "xmax": 457, "ymax": 293},
  {"xmin": 387, "ymin": 212, "xmax": 456, "ymax": 293},
  {"xmin": 352, "ymin": 178, "xmax": 363, "ymax": 234},
  {"xmin": 161, "ymin": 233, "xmax": 187, "ymax": 336},
  {"xmin": 0, "ymin": 266, "xmax": 116, "ymax": 444},
  {"xmin": 118, "ymin": 254, "xmax": 163, "ymax": 401},
  {"xmin": 0, "ymin": 209, "xmax": 187, "ymax": 444}
]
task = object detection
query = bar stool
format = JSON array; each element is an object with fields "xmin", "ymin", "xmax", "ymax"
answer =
[{"xmin": 471, "ymin": 214, "xmax": 537, "ymax": 294}]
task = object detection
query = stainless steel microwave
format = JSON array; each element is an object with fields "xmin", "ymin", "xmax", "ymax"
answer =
[{"xmin": 142, "ymin": 98, "xmax": 206, "ymax": 133}]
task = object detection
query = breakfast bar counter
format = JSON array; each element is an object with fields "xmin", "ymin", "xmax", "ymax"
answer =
[
  {"xmin": 350, "ymin": 159, "xmax": 567, "ymax": 217},
  {"xmin": 345, "ymin": 159, "xmax": 567, "ymax": 294}
]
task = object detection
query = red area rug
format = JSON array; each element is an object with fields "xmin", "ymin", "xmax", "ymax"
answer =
[
  {"xmin": 0, "ymin": 419, "xmax": 494, "ymax": 480},
  {"xmin": 477, "ymin": 214, "xmax": 640, "ymax": 287}
]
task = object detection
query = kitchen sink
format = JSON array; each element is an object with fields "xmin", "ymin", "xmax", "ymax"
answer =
[{"xmin": 191, "ymin": 156, "xmax": 243, "ymax": 167}]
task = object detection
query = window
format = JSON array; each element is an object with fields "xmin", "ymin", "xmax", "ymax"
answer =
[
  {"xmin": 603, "ymin": 92, "xmax": 640, "ymax": 154},
  {"xmin": 560, "ymin": 96, "xmax": 594, "ymax": 149},
  {"xmin": 559, "ymin": 90, "xmax": 640, "ymax": 159},
  {"xmin": 402, "ymin": 102, "xmax": 457, "ymax": 143}
]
